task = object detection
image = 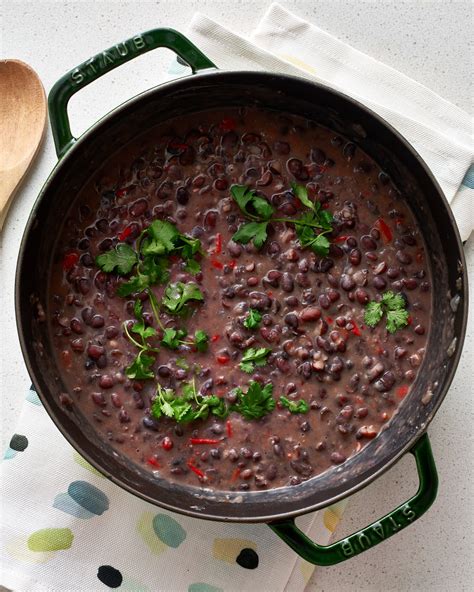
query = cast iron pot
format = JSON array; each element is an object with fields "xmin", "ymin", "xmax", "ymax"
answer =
[{"xmin": 16, "ymin": 29, "xmax": 468, "ymax": 566}]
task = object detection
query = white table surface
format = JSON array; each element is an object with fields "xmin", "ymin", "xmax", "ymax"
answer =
[{"xmin": 1, "ymin": 1, "xmax": 472, "ymax": 591}]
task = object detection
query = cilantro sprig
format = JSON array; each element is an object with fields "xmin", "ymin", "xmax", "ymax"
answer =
[
  {"xmin": 161, "ymin": 327, "xmax": 209, "ymax": 352},
  {"xmin": 239, "ymin": 347, "xmax": 271, "ymax": 373},
  {"xmin": 232, "ymin": 381, "xmax": 275, "ymax": 420},
  {"xmin": 96, "ymin": 219, "xmax": 202, "ymax": 297},
  {"xmin": 364, "ymin": 291, "xmax": 409, "ymax": 334},
  {"xmin": 123, "ymin": 300, "xmax": 159, "ymax": 380},
  {"xmin": 279, "ymin": 396, "xmax": 309, "ymax": 414},
  {"xmin": 230, "ymin": 183, "xmax": 334, "ymax": 255},
  {"xmin": 162, "ymin": 282, "xmax": 204, "ymax": 315},
  {"xmin": 151, "ymin": 380, "xmax": 228, "ymax": 423},
  {"xmin": 243, "ymin": 308, "xmax": 262, "ymax": 330}
]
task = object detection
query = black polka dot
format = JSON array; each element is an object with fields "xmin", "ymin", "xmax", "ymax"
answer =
[
  {"xmin": 236, "ymin": 547, "xmax": 259, "ymax": 569},
  {"xmin": 10, "ymin": 434, "xmax": 28, "ymax": 452},
  {"xmin": 30, "ymin": 384, "xmax": 37, "ymax": 392},
  {"xmin": 97, "ymin": 565, "xmax": 123, "ymax": 588}
]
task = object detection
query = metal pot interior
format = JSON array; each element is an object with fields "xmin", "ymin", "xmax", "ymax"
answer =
[{"xmin": 16, "ymin": 71, "xmax": 467, "ymax": 522}]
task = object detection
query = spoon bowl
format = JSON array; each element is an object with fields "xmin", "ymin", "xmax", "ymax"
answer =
[{"xmin": 0, "ymin": 59, "xmax": 47, "ymax": 229}]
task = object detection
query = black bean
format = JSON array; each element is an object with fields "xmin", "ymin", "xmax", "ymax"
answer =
[
  {"xmin": 340, "ymin": 274, "xmax": 355, "ymax": 291},
  {"xmin": 361, "ymin": 235, "xmax": 376, "ymax": 250},
  {"xmin": 274, "ymin": 141, "xmax": 290, "ymax": 155},
  {"xmin": 290, "ymin": 459, "xmax": 313, "ymax": 476},
  {"xmin": 331, "ymin": 451, "xmax": 347, "ymax": 464},
  {"xmin": 373, "ymin": 276, "xmax": 387, "ymax": 290},
  {"xmin": 396, "ymin": 250, "xmax": 413, "ymax": 265},
  {"xmin": 91, "ymin": 315, "xmax": 105, "ymax": 328},
  {"xmin": 91, "ymin": 392, "xmax": 106, "ymax": 407},
  {"xmin": 87, "ymin": 344, "xmax": 104, "ymax": 360}
]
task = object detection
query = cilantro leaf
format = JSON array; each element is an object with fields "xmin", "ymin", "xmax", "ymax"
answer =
[
  {"xmin": 239, "ymin": 347, "xmax": 271, "ymax": 373},
  {"xmin": 194, "ymin": 330, "xmax": 209, "ymax": 352},
  {"xmin": 232, "ymin": 381, "xmax": 275, "ymax": 420},
  {"xmin": 243, "ymin": 308, "xmax": 262, "ymax": 330},
  {"xmin": 161, "ymin": 327, "xmax": 187, "ymax": 350},
  {"xmin": 131, "ymin": 299, "xmax": 157, "ymax": 341},
  {"xmin": 141, "ymin": 220, "xmax": 179, "ymax": 256},
  {"xmin": 175, "ymin": 234, "xmax": 201, "ymax": 260},
  {"xmin": 365, "ymin": 290, "xmax": 409, "ymax": 333},
  {"xmin": 117, "ymin": 256, "xmax": 169, "ymax": 297},
  {"xmin": 382, "ymin": 291, "xmax": 406, "ymax": 311},
  {"xmin": 232, "ymin": 221, "xmax": 269, "ymax": 249},
  {"xmin": 230, "ymin": 184, "xmax": 274, "ymax": 220},
  {"xmin": 295, "ymin": 211, "xmax": 332, "ymax": 256},
  {"xmin": 364, "ymin": 301, "xmax": 384, "ymax": 328},
  {"xmin": 386, "ymin": 308, "xmax": 409, "ymax": 333},
  {"xmin": 279, "ymin": 396, "xmax": 309, "ymax": 414},
  {"xmin": 185, "ymin": 258, "xmax": 201, "ymax": 275},
  {"xmin": 291, "ymin": 183, "xmax": 314, "ymax": 211},
  {"xmin": 125, "ymin": 352, "xmax": 155, "ymax": 380},
  {"xmin": 96, "ymin": 243, "xmax": 137, "ymax": 275},
  {"xmin": 162, "ymin": 282, "xmax": 204, "ymax": 315}
]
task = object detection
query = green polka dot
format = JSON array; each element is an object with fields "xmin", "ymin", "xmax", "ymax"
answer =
[
  {"xmin": 73, "ymin": 452, "xmax": 105, "ymax": 478},
  {"xmin": 152, "ymin": 514, "xmax": 186, "ymax": 548},
  {"xmin": 188, "ymin": 584, "xmax": 223, "ymax": 592},
  {"xmin": 27, "ymin": 528, "xmax": 73, "ymax": 552}
]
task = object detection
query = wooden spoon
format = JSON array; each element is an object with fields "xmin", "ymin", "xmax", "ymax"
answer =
[{"xmin": 0, "ymin": 60, "xmax": 47, "ymax": 230}]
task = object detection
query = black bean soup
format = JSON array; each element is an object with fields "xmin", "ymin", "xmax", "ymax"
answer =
[{"xmin": 49, "ymin": 107, "xmax": 431, "ymax": 492}]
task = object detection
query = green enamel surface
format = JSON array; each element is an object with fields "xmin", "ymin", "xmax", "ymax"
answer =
[
  {"xmin": 48, "ymin": 28, "xmax": 216, "ymax": 157},
  {"xmin": 270, "ymin": 434, "xmax": 438, "ymax": 566}
]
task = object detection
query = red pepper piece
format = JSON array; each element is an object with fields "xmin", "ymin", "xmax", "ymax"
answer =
[
  {"xmin": 211, "ymin": 334, "xmax": 221, "ymax": 343},
  {"xmin": 351, "ymin": 320, "xmax": 362, "ymax": 336},
  {"xmin": 326, "ymin": 316, "xmax": 333, "ymax": 324},
  {"xmin": 147, "ymin": 457, "xmax": 160, "ymax": 468},
  {"xmin": 162, "ymin": 437, "xmax": 173, "ymax": 451},
  {"xmin": 220, "ymin": 117, "xmax": 236, "ymax": 131},
  {"xmin": 407, "ymin": 315, "xmax": 413, "ymax": 325},
  {"xmin": 228, "ymin": 259, "xmax": 237, "ymax": 269},
  {"xmin": 214, "ymin": 233, "xmax": 222, "ymax": 255},
  {"xmin": 216, "ymin": 354, "xmax": 230, "ymax": 365},
  {"xmin": 231, "ymin": 468, "xmax": 241, "ymax": 482},
  {"xmin": 211, "ymin": 259, "xmax": 223, "ymax": 269},
  {"xmin": 226, "ymin": 420, "xmax": 233, "ymax": 438},
  {"xmin": 187, "ymin": 461, "xmax": 205, "ymax": 479},
  {"xmin": 62, "ymin": 251, "xmax": 79, "ymax": 271},
  {"xmin": 377, "ymin": 217, "xmax": 393, "ymax": 242},
  {"xmin": 334, "ymin": 235, "xmax": 348, "ymax": 243},
  {"xmin": 397, "ymin": 385, "xmax": 409, "ymax": 399},
  {"xmin": 115, "ymin": 187, "xmax": 129, "ymax": 198},
  {"xmin": 190, "ymin": 438, "xmax": 221, "ymax": 445},
  {"xmin": 118, "ymin": 225, "xmax": 133, "ymax": 241},
  {"xmin": 169, "ymin": 254, "xmax": 180, "ymax": 263}
]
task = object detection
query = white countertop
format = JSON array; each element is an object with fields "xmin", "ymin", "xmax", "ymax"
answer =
[{"xmin": 1, "ymin": 1, "xmax": 472, "ymax": 591}]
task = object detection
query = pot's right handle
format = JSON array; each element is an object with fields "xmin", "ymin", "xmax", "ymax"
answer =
[
  {"xmin": 48, "ymin": 28, "xmax": 216, "ymax": 158},
  {"xmin": 269, "ymin": 433, "xmax": 438, "ymax": 566}
]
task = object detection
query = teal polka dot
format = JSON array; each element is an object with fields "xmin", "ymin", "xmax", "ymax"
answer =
[
  {"xmin": 152, "ymin": 514, "xmax": 186, "ymax": 548},
  {"xmin": 26, "ymin": 389, "xmax": 42, "ymax": 405},
  {"xmin": 67, "ymin": 481, "xmax": 109, "ymax": 515},
  {"xmin": 188, "ymin": 584, "xmax": 223, "ymax": 592}
]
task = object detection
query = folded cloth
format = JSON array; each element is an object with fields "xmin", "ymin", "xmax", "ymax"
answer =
[
  {"xmin": 180, "ymin": 3, "xmax": 473, "ymax": 241},
  {"xmin": 0, "ymin": 387, "xmax": 346, "ymax": 591}
]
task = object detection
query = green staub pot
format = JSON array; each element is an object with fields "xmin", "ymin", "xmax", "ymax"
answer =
[{"xmin": 16, "ymin": 28, "xmax": 467, "ymax": 566}]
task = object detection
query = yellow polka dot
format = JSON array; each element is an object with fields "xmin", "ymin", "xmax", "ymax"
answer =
[
  {"xmin": 136, "ymin": 512, "xmax": 166, "ymax": 556},
  {"xmin": 6, "ymin": 536, "xmax": 55, "ymax": 563},
  {"xmin": 278, "ymin": 54, "xmax": 318, "ymax": 74},
  {"xmin": 212, "ymin": 538, "xmax": 256, "ymax": 563},
  {"xmin": 300, "ymin": 559, "xmax": 316, "ymax": 584},
  {"xmin": 73, "ymin": 452, "xmax": 105, "ymax": 478},
  {"xmin": 323, "ymin": 509, "xmax": 341, "ymax": 533}
]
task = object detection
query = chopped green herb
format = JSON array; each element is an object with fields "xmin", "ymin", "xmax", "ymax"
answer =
[
  {"xmin": 96, "ymin": 219, "xmax": 202, "ymax": 297},
  {"xmin": 194, "ymin": 329, "xmax": 209, "ymax": 352},
  {"xmin": 161, "ymin": 327, "xmax": 187, "ymax": 350},
  {"xmin": 279, "ymin": 396, "xmax": 310, "ymax": 414},
  {"xmin": 125, "ymin": 351, "xmax": 155, "ymax": 380},
  {"xmin": 95, "ymin": 243, "xmax": 137, "ymax": 275},
  {"xmin": 243, "ymin": 308, "xmax": 262, "ymax": 330},
  {"xmin": 239, "ymin": 347, "xmax": 271, "ymax": 374},
  {"xmin": 162, "ymin": 282, "xmax": 204, "ymax": 315},
  {"xmin": 184, "ymin": 258, "xmax": 201, "ymax": 275},
  {"xmin": 232, "ymin": 221, "xmax": 269, "ymax": 249},
  {"xmin": 364, "ymin": 290, "xmax": 409, "ymax": 333},
  {"xmin": 232, "ymin": 381, "xmax": 275, "ymax": 420},
  {"xmin": 230, "ymin": 183, "xmax": 334, "ymax": 255}
]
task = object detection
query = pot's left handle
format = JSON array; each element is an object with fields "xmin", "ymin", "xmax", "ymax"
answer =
[{"xmin": 48, "ymin": 28, "xmax": 216, "ymax": 158}]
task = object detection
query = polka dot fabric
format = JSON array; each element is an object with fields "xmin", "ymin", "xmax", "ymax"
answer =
[{"xmin": 1, "ymin": 388, "xmax": 347, "ymax": 591}]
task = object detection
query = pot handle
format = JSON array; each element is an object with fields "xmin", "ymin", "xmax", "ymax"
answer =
[
  {"xmin": 269, "ymin": 433, "xmax": 438, "ymax": 566},
  {"xmin": 48, "ymin": 28, "xmax": 216, "ymax": 157}
]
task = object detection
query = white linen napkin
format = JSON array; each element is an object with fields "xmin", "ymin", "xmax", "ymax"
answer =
[
  {"xmin": 177, "ymin": 3, "xmax": 473, "ymax": 241},
  {"xmin": 1, "ymin": 388, "xmax": 346, "ymax": 592}
]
